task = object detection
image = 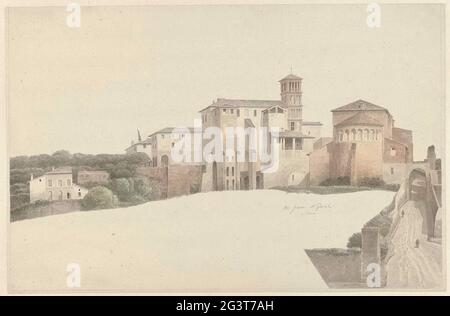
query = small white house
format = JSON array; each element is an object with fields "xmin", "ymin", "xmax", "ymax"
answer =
[{"xmin": 29, "ymin": 167, "xmax": 88, "ymax": 203}]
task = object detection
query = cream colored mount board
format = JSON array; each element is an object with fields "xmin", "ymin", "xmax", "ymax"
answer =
[{"xmin": 0, "ymin": 1, "xmax": 448, "ymax": 295}]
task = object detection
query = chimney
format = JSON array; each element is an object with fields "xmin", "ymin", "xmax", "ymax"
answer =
[
  {"xmin": 52, "ymin": 166, "xmax": 55, "ymax": 171},
  {"xmin": 30, "ymin": 174, "xmax": 34, "ymax": 180}
]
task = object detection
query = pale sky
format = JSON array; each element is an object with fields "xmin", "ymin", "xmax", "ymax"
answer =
[{"xmin": 7, "ymin": 4, "xmax": 445, "ymax": 160}]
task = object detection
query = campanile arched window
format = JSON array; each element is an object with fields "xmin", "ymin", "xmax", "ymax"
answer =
[{"xmin": 357, "ymin": 129, "xmax": 363, "ymax": 141}]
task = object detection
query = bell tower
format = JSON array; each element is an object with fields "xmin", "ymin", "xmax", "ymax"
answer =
[{"xmin": 279, "ymin": 74, "xmax": 303, "ymax": 132}]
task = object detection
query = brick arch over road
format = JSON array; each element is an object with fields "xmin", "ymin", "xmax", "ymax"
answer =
[{"xmin": 405, "ymin": 167, "xmax": 439, "ymax": 239}]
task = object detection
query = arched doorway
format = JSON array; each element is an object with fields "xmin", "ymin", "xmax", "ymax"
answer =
[
  {"xmin": 407, "ymin": 168, "xmax": 437, "ymax": 238},
  {"xmin": 212, "ymin": 162, "xmax": 218, "ymax": 191},
  {"xmin": 409, "ymin": 169, "xmax": 426, "ymax": 201},
  {"xmin": 161, "ymin": 155, "xmax": 169, "ymax": 167}
]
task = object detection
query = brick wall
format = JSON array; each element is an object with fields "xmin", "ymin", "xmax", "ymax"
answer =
[
  {"xmin": 383, "ymin": 138, "xmax": 408, "ymax": 163},
  {"xmin": 305, "ymin": 248, "xmax": 362, "ymax": 286},
  {"xmin": 167, "ymin": 165, "xmax": 203, "ymax": 198},
  {"xmin": 310, "ymin": 143, "xmax": 332, "ymax": 185},
  {"xmin": 136, "ymin": 165, "xmax": 203, "ymax": 200},
  {"xmin": 361, "ymin": 227, "xmax": 381, "ymax": 283},
  {"xmin": 353, "ymin": 141, "xmax": 383, "ymax": 181},
  {"xmin": 11, "ymin": 200, "xmax": 81, "ymax": 222},
  {"xmin": 135, "ymin": 167, "xmax": 168, "ymax": 199}
]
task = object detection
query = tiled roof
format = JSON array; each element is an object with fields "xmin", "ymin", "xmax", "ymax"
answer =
[
  {"xmin": 46, "ymin": 167, "xmax": 72, "ymax": 175},
  {"xmin": 147, "ymin": 127, "xmax": 201, "ymax": 138},
  {"xmin": 335, "ymin": 112, "xmax": 384, "ymax": 127},
  {"xmin": 279, "ymin": 74, "xmax": 302, "ymax": 81},
  {"xmin": 78, "ymin": 170, "xmax": 108, "ymax": 174},
  {"xmin": 332, "ymin": 99, "xmax": 388, "ymax": 113},
  {"xmin": 199, "ymin": 98, "xmax": 284, "ymax": 112},
  {"xmin": 122, "ymin": 127, "xmax": 202, "ymax": 148}
]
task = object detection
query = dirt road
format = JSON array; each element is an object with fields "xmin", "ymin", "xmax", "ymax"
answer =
[{"xmin": 386, "ymin": 201, "xmax": 442, "ymax": 289}]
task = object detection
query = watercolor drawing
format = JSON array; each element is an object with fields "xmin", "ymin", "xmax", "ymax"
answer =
[{"xmin": 6, "ymin": 4, "xmax": 445, "ymax": 292}]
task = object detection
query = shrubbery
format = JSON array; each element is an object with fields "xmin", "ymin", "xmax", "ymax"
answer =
[
  {"xmin": 347, "ymin": 232, "xmax": 362, "ymax": 248},
  {"xmin": 383, "ymin": 183, "xmax": 400, "ymax": 192},
  {"xmin": 128, "ymin": 195, "xmax": 148, "ymax": 205},
  {"xmin": 81, "ymin": 186, "xmax": 118, "ymax": 210},
  {"xmin": 365, "ymin": 213, "xmax": 393, "ymax": 237},
  {"xmin": 9, "ymin": 150, "xmax": 153, "ymax": 210},
  {"xmin": 12, "ymin": 199, "xmax": 51, "ymax": 213},
  {"xmin": 10, "ymin": 193, "xmax": 30, "ymax": 210},
  {"xmin": 111, "ymin": 178, "xmax": 132, "ymax": 201},
  {"xmin": 10, "ymin": 151, "xmax": 150, "ymax": 186},
  {"xmin": 133, "ymin": 178, "xmax": 153, "ymax": 200},
  {"xmin": 10, "ymin": 168, "xmax": 45, "ymax": 185},
  {"xmin": 319, "ymin": 176, "xmax": 398, "ymax": 191},
  {"xmin": 358, "ymin": 177, "xmax": 385, "ymax": 187},
  {"xmin": 319, "ymin": 177, "xmax": 350, "ymax": 186}
]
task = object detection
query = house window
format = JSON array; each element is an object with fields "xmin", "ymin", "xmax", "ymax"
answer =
[
  {"xmin": 78, "ymin": 192, "xmax": 82, "ymax": 197},
  {"xmin": 67, "ymin": 192, "xmax": 71, "ymax": 199},
  {"xmin": 226, "ymin": 180, "xmax": 229, "ymax": 190},
  {"xmin": 67, "ymin": 179, "xmax": 71, "ymax": 186},
  {"xmin": 230, "ymin": 109, "xmax": 234, "ymax": 114},
  {"xmin": 58, "ymin": 180, "xmax": 63, "ymax": 187},
  {"xmin": 226, "ymin": 167, "xmax": 229, "ymax": 176},
  {"xmin": 232, "ymin": 167, "xmax": 234, "ymax": 176},
  {"xmin": 391, "ymin": 168, "xmax": 394, "ymax": 175},
  {"xmin": 285, "ymin": 138, "xmax": 293, "ymax": 150},
  {"xmin": 48, "ymin": 179, "xmax": 52, "ymax": 187},
  {"xmin": 254, "ymin": 110, "xmax": 257, "ymax": 117},
  {"xmin": 237, "ymin": 109, "xmax": 240, "ymax": 117},
  {"xmin": 232, "ymin": 179, "xmax": 235, "ymax": 189},
  {"xmin": 290, "ymin": 122, "xmax": 295, "ymax": 131},
  {"xmin": 390, "ymin": 147, "xmax": 396, "ymax": 156},
  {"xmin": 292, "ymin": 174, "xmax": 295, "ymax": 181},
  {"xmin": 223, "ymin": 109, "xmax": 226, "ymax": 113}
]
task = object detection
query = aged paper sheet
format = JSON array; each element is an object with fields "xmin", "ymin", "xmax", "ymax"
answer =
[{"xmin": 0, "ymin": 0, "xmax": 448, "ymax": 296}]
